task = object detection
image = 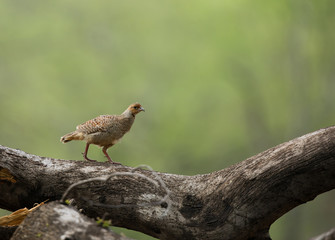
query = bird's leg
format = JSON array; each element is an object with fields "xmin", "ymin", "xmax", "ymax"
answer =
[
  {"xmin": 102, "ymin": 146, "xmax": 121, "ymax": 165},
  {"xmin": 82, "ymin": 143, "xmax": 96, "ymax": 162}
]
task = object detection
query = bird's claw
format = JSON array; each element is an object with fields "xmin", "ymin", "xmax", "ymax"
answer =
[
  {"xmin": 110, "ymin": 161, "xmax": 122, "ymax": 165},
  {"xmin": 107, "ymin": 158, "xmax": 121, "ymax": 165},
  {"xmin": 82, "ymin": 153, "xmax": 97, "ymax": 162},
  {"xmin": 85, "ymin": 158, "xmax": 97, "ymax": 162}
]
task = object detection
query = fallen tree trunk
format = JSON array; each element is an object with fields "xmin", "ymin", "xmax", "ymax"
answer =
[{"xmin": 1, "ymin": 126, "xmax": 335, "ymax": 239}]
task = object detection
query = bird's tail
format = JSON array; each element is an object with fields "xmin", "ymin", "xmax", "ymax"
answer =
[{"xmin": 60, "ymin": 131, "xmax": 84, "ymax": 143}]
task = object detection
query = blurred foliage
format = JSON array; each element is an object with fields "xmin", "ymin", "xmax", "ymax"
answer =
[{"xmin": 0, "ymin": 0, "xmax": 335, "ymax": 239}]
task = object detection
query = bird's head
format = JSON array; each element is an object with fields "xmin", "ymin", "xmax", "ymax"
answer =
[{"xmin": 127, "ymin": 103, "xmax": 145, "ymax": 116}]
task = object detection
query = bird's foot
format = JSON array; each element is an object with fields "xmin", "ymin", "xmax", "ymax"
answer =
[
  {"xmin": 82, "ymin": 153, "xmax": 97, "ymax": 162},
  {"xmin": 110, "ymin": 160, "xmax": 122, "ymax": 165},
  {"xmin": 85, "ymin": 158, "xmax": 97, "ymax": 162},
  {"xmin": 106, "ymin": 157, "xmax": 121, "ymax": 165}
]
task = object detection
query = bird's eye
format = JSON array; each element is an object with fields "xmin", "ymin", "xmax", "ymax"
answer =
[{"xmin": 134, "ymin": 106, "xmax": 138, "ymax": 109}]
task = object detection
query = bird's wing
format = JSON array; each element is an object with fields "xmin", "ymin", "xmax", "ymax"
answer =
[{"xmin": 76, "ymin": 115, "xmax": 117, "ymax": 134}]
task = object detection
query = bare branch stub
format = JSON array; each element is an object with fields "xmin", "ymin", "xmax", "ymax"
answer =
[{"xmin": 0, "ymin": 126, "xmax": 335, "ymax": 239}]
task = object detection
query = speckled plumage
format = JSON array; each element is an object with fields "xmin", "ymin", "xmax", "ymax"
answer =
[{"xmin": 60, "ymin": 103, "xmax": 144, "ymax": 164}]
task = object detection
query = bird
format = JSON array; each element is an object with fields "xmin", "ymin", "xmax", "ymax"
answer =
[{"xmin": 60, "ymin": 103, "xmax": 145, "ymax": 164}]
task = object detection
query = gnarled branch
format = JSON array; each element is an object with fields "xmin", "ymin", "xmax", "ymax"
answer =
[{"xmin": 1, "ymin": 126, "xmax": 335, "ymax": 239}]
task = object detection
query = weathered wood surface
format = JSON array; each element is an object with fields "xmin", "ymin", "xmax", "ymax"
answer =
[
  {"xmin": 1, "ymin": 126, "xmax": 335, "ymax": 239},
  {"xmin": 11, "ymin": 201, "xmax": 133, "ymax": 240}
]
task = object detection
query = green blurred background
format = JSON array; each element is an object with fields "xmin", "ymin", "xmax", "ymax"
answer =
[{"xmin": 1, "ymin": 0, "xmax": 335, "ymax": 239}]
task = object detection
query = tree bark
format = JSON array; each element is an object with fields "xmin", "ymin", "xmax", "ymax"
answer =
[
  {"xmin": 1, "ymin": 126, "xmax": 335, "ymax": 240},
  {"xmin": 310, "ymin": 227, "xmax": 335, "ymax": 240},
  {"xmin": 11, "ymin": 201, "xmax": 133, "ymax": 240}
]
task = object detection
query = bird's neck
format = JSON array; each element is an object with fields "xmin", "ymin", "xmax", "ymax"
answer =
[{"xmin": 122, "ymin": 109, "xmax": 135, "ymax": 118}]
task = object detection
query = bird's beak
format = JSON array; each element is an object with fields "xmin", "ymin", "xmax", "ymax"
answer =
[{"xmin": 140, "ymin": 107, "xmax": 145, "ymax": 112}]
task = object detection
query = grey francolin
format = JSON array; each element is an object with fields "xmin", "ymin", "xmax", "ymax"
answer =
[{"xmin": 60, "ymin": 103, "xmax": 145, "ymax": 164}]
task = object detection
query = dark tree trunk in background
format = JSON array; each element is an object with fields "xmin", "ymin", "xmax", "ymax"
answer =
[
  {"xmin": 0, "ymin": 226, "xmax": 17, "ymax": 240},
  {"xmin": 1, "ymin": 126, "xmax": 335, "ymax": 239}
]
